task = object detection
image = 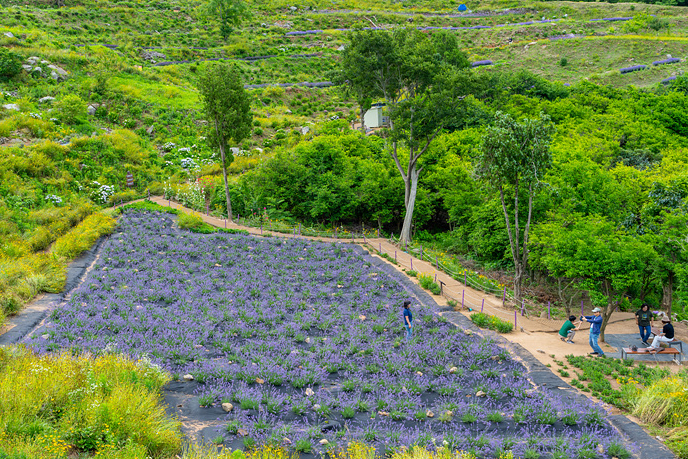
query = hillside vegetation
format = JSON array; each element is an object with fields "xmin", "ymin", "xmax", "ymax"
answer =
[{"xmin": 1, "ymin": 0, "xmax": 688, "ymax": 322}]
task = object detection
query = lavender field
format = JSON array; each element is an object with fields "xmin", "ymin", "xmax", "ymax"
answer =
[{"xmin": 29, "ymin": 210, "xmax": 628, "ymax": 458}]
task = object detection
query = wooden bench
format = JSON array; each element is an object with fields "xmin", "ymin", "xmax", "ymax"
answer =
[{"xmin": 621, "ymin": 347, "xmax": 682, "ymax": 363}]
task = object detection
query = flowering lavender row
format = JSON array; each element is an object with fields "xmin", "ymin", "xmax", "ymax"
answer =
[
  {"xmin": 244, "ymin": 82, "xmax": 334, "ymax": 89},
  {"xmin": 28, "ymin": 211, "xmax": 625, "ymax": 457},
  {"xmin": 471, "ymin": 60, "xmax": 493, "ymax": 68},
  {"xmin": 589, "ymin": 17, "xmax": 632, "ymax": 22},
  {"xmin": 652, "ymin": 57, "xmax": 681, "ymax": 66},
  {"xmin": 620, "ymin": 65, "xmax": 647, "ymax": 74}
]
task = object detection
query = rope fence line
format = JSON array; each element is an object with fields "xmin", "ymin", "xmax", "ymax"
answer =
[{"xmin": 147, "ymin": 197, "xmax": 564, "ymax": 332}]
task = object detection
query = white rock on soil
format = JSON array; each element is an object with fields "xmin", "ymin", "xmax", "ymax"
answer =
[
  {"xmin": 182, "ymin": 374, "xmax": 194, "ymax": 381},
  {"xmin": 222, "ymin": 403, "xmax": 233, "ymax": 412}
]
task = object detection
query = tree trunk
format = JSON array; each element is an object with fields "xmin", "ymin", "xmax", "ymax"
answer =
[
  {"xmin": 498, "ymin": 185, "xmax": 523, "ymax": 302},
  {"xmin": 360, "ymin": 107, "xmax": 367, "ymax": 133},
  {"xmin": 513, "ymin": 265, "xmax": 523, "ymax": 306},
  {"xmin": 219, "ymin": 143, "xmax": 233, "ymax": 221},
  {"xmin": 399, "ymin": 167, "xmax": 419, "ymax": 244},
  {"xmin": 662, "ymin": 272, "xmax": 674, "ymax": 315},
  {"xmin": 599, "ymin": 279, "xmax": 617, "ymax": 343}
]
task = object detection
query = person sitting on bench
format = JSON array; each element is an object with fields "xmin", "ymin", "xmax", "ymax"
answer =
[{"xmin": 648, "ymin": 316, "xmax": 674, "ymax": 352}]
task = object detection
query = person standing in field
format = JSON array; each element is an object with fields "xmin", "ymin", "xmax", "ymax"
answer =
[
  {"xmin": 403, "ymin": 300, "xmax": 413, "ymax": 342},
  {"xmin": 635, "ymin": 303, "xmax": 653, "ymax": 345},
  {"xmin": 581, "ymin": 307, "xmax": 605, "ymax": 357}
]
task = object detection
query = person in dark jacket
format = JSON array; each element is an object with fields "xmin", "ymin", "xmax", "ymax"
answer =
[
  {"xmin": 635, "ymin": 303, "xmax": 653, "ymax": 345},
  {"xmin": 402, "ymin": 300, "xmax": 413, "ymax": 342},
  {"xmin": 581, "ymin": 307, "xmax": 605, "ymax": 357},
  {"xmin": 648, "ymin": 316, "xmax": 675, "ymax": 352}
]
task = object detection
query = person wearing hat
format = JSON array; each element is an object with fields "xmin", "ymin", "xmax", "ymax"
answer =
[
  {"xmin": 581, "ymin": 307, "xmax": 605, "ymax": 357},
  {"xmin": 648, "ymin": 316, "xmax": 675, "ymax": 352}
]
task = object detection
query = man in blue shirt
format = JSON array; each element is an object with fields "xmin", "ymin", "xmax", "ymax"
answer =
[
  {"xmin": 581, "ymin": 307, "xmax": 605, "ymax": 357},
  {"xmin": 403, "ymin": 300, "xmax": 413, "ymax": 342}
]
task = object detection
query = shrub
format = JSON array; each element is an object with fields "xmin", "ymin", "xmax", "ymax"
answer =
[
  {"xmin": 0, "ymin": 48, "xmax": 22, "ymax": 80},
  {"xmin": 559, "ymin": 57, "xmax": 568, "ymax": 67},
  {"xmin": 122, "ymin": 201, "xmax": 179, "ymax": 214},
  {"xmin": 0, "ymin": 347, "xmax": 181, "ymax": 457},
  {"xmin": 470, "ymin": 312, "xmax": 514, "ymax": 333},
  {"xmin": 52, "ymin": 212, "xmax": 116, "ymax": 259},
  {"xmin": 632, "ymin": 373, "xmax": 688, "ymax": 426},
  {"xmin": 55, "ymin": 94, "xmax": 88, "ymax": 124},
  {"xmin": 177, "ymin": 212, "xmax": 216, "ymax": 233},
  {"xmin": 418, "ymin": 273, "xmax": 441, "ymax": 294}
]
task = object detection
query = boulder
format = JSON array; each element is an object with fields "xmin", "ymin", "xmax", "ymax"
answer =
[
  {"xmin": 22, "ymin": 64, "xmax": 32, "ymax": 72},
  {"xmin": 141, "ymin": 50, "xmax": 167, "ymax": 62},
  {"xmin": 31, "ymin": 67, "xmax": 42, "ymax": 76},
  {"xmin": 301, "ymin": 126, "xmax": 310, "ymax": 135},
  {"xmin": 289, "ymin": 6, "xmax": 297, "ymax": 11},
  {"xmin": 39, "ymin": 96, "xmax": 55, "ymax": 104},
  {"xmin": 2, "ymin": 104, "xmax": 20, "ymax": 111},
  {"xmin": 47, "ymin": 64, "xmax": 68, "ymax": 76},
  {"xmin": 50, "ymin": 71, "xmax": 63, "ymax": 82},
  {"xmin": 146, "ymin": 125, "xmax": 155, "ymax": 135},
  {"xmin": 3, "ymin": 32, "xmax": 14, "ymax": 38},
  {"xmin": 305, "ymin": 388, "xmax": 315, "ymax": 396},
  {"xmin": 182, "ymin": 374, "xmax": 194, "ymax": 381},
  {"xmin": 221, "ymin": 403, "xmax": 233, "ymax": 412},
  {"xmin": 87, "ymin": 105, "xmax": 97, "ymax": 116}
]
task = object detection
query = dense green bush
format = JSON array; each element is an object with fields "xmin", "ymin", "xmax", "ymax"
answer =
[
  {"xmin": 0, "ymin": 48, "xmax": 22, "ymax": 80},
  {"xmin": 470, "ymin": 312, "xmax": 514, "ymax": 333},
  {"xmin": 55, "ymin": 95, "xmax": 88, "ymax": 125}
]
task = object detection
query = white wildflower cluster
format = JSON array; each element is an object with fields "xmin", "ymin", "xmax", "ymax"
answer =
[
  {"xmin": 177, "ymin": 144, "xmax": 197, "ymax": 153},
  {"xmin": 91, "ymin": 182, "xmax": 115, "ymax": 203},
  {"xmin": 175, "ymin": 181, "xmax": 205, "ymax": 211},
  {"xmin": 161, "ymin": 142, "xmax": 177, "ymax": 152},
  {"xmin": 50, "ymin": 117, "xmax": 58, "ymax": 122},
  {"xmin": 30, "ymin": 113, "xmax": 42, "ymax": 119},
  {"xmin": 163, "ymin": 181, "xmax": 174, "ymax": 200},
  {"xmin": 180, "ymin": 157, "xmax": 199, "ymax": 169},
  {"xmin": 45, "ymin": 194, "xmax": 62, "ymax": 205}
]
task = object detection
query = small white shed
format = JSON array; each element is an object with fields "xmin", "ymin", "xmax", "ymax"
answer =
[{"xmin": 364, "ymin": 104, "xmax": 389, "ymax": 128}]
